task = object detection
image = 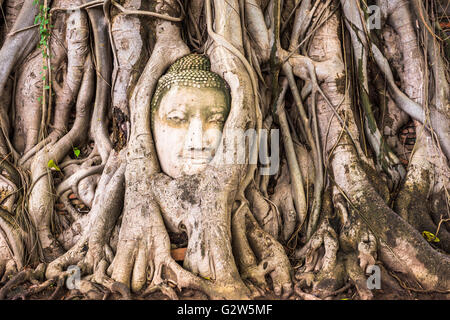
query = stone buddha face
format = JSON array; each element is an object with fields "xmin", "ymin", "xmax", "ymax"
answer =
[{"xmin": 152, "ymin": 85, "xmax": 230, "ymax": 178}]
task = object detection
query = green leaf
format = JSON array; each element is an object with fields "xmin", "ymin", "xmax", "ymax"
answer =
[
  {"xmin": 73, "ymin": 147, "xmax": 81, "ymax": 158},
  {"xmin": 47, "ymin": 159, "xmax": 61, "ymax": 172},
  {"xmin": 422, "ymin": 231, "xmax": 440, "ymax": 243}
]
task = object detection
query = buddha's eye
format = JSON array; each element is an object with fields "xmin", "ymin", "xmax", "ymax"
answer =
[
  {"xmin": 208, "ymin": 113, "xmax": 225, "ymax": 124},
  {"xmin": 167, "ymin": 112, "xmax": 187, "ymax": 124}
]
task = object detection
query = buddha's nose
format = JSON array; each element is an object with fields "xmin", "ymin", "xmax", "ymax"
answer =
[{"xmin": 185, "ymin": 117, "xmax": 205, "ymax": 151}]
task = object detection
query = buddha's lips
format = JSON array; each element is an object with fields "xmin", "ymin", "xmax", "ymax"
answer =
[
  {"xmin": 180, "ymin": 150, "xmax": 215, "ymax": 163},
  {"xmin": 183, "ymin": 156, "xmax": 212, "ymax": 164},
  {"xmin": 189, "ymin": 159, "xmax": 209, "ymax": 165}
]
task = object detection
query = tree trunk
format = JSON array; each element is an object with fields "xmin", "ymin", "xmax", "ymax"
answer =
[{"xmin": 0, "ymin": 0, "xmax": 448, "ymax": 300}]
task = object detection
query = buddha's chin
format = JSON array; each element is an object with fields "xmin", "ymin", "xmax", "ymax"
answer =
[
  {"xmin": 162, "ymin": 161, "xmax": 210, "ymax": 179},
  {"xmin": 181, "ymin": 161, "xmax": 210, "ymax": 176}
]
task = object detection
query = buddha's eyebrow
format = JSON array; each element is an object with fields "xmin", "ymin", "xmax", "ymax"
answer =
[
  {"xmin": 164, "ymin": 104, "xmax": 186, "ymax": 114},
  {"xmin": 208, "ymin": 105, "xmax": 227, "ymax": 113}
]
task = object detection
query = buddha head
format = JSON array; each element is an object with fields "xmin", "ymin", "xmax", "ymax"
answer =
[{"xmin": 151, "ymin": 54, "xmax": 231, "ymax": 179}]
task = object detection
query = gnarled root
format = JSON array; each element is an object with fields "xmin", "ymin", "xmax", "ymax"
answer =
[
  {"xmin": 0, "ymin": 263, "xmax": 46, "ymax": 300},
  {"xmin": 244, "ymin": 207, "xmax": 293, "ymax": 298},
  {"xmin": 46, "ymin": 151, "xmax": 125, "ymax": 279},
  {"xmin": 294, "ymin": 218, "xmax": 346, "ymax": 299}
]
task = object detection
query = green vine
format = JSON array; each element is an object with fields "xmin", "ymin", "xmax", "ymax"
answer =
[
  {"xmin": 33, "ymin": 0, "xmax": 53, "ymax": 137},
  {"xmin": 34, "ymin": 0, "xmax": 51, "ymax": 59}
]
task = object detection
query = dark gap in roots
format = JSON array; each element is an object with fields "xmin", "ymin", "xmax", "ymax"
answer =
[
  {"xmin": 112, "ymin": 107, "xmax": 129, "ymax": 151},
  {"xmin": 54, "ymin": 192, "xmax": 90, "ymax": 238},
  {"xmin": 398, "ymin": 121, "xmax": 416, "ymax": 165},
  {"xmin": 168, "ymin": 231, "xmax": 188, "ymax": 248},
  {"xmin": 168, "ymin": 231, "xmax": 188, "ymax": 265},
  {"xmin": 368, "ymin": 62, "xmax": 384, "ymax": 123}
]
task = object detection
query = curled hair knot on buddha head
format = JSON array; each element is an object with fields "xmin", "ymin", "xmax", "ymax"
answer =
[{"xmin": 151, "ymin": 53, "xmax": 231, "ymax": 120}]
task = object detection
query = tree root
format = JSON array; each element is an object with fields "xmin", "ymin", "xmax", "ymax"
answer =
[
  {"xmin": 244, "ymin": 207, "xmax": 293, "ymax": 298},
  {"xmin": 0, "ymin": 263, "xmax": 45, "ymax": 300},
  {"xmin": 232, "ymin": 204, "xmax": 269, "ymax": 294},
  {"xmin": 294, "ymin": 218, "xmax": 347, "ymax": 298},
  {"xmin": 246, "ymin": 182, "xmax": 280, "ymax": 239},
  {"xmin": 11, "ymin": 278, "xmax": 56, "ymax": 300},
  {"xmin": 293, "ymin": 284, "xmax": 322, "ymax": 300},
  {"xmin": 0, "ymin": 0, "xmax": 448, "ymax": 303},
  {"xmin": 344, "ymin": 253, "xmax": 373, "ymax": 300}
]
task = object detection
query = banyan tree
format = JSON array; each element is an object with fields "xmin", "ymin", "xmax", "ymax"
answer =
[{"xmin": 0, "ymin": 0, "xmax": 448, "ymax": 300}]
